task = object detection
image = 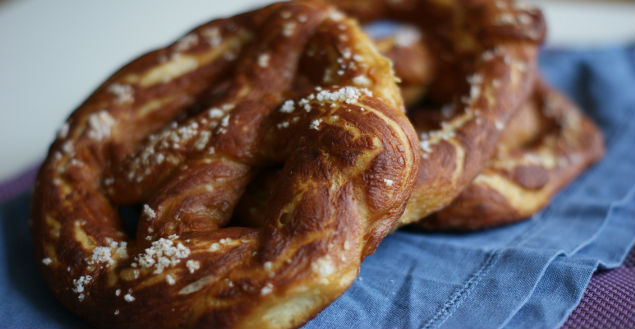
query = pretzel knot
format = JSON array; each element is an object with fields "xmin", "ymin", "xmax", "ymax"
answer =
[{"xmin": 31, "ymin": 1, "xmax": 419, "ymax": 328}]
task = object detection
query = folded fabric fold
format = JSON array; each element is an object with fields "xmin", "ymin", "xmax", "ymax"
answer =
[{"xmin": 506, "ymin": 187, "xmax": 635, "ymax": 329}]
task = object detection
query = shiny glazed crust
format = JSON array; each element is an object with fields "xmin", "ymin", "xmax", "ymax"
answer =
[
  {"xmin": 31, "ymin": 1, "xmax": 420, "ymax": 328},
  {"xmin": 366, "ymin": 10, "xmax": 603, "ymax": 230},
  {"xmin": 331, "ymin": 0, "xmax": 603, "ymax": 230},
  {"xmin": 418, "ymin": 81, "xmax": 605, "ymax": 230},
  {"xmin": 238, "ymin": 0, "xmax": 603, "ymax": 230}
]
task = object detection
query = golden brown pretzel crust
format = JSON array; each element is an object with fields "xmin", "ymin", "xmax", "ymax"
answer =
[
  {"xmin": 330, "ymin": 0, "xmax": 545, "ymax": 225},
  {"xmin": 31, "ymin": 1, "xmax": 420, "ymax": 328},
  {"xmin": 419, "ymin": 81, "xmax": 605, "ymax": 230},
  {"xmin": 238, "ymin": 0, "xmax": 603, "ymax": 231},
  {"xmin": 366, "ymin": 9, "xmax": 604, "ymax": 230}
]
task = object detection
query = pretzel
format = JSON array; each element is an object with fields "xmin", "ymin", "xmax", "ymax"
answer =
[
  {"xmin": 238, "ymin": 0, "xmax": 602, "ymax": 231},
  {"xmin": 30, "ymin": 1, "xmax": 420, "ymax": 328}
]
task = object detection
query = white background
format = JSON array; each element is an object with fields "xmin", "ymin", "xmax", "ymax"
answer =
[{"xmin": 0, "ymin": 0, "xmax": 633, "ymax": 181}]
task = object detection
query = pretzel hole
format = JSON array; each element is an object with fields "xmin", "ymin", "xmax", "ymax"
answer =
[
  {"xmin": 365, "ymin": 21, "xmax": 477, "ymax": 112},
  {"xmin": 230, "ymin": 165, "xmax": 282, "ymax": 229},
  {"xmin": 117, "ymin": 204, "xmax": 142, "ymax": 237}
]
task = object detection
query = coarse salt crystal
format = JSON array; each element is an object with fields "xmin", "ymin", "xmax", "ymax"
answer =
[
  {"xmin": 124, "ymin": 293, "xmax": 135, "ymax": 302},
  {"xmin": 186, "ymin": 259, "xmax": 200, "ymax": 273},
  {"xmin": 143, "ymin": 204, "xmax": 157, "ymax": 219},
  {"xmin": 352, "ymin": 75, "xmax": 371, "ymax": 87},
  {"xmin": 283, "ymin": 22, "xmax": 296, "ymax": 37},
  {"xmin": 87, "ymin": 110, "xmax": 115, "ymax": 141},
  {"xmin": 310, "ymin": 119, "xmax": 321, "ymax": 130},
  {"xmin": 258, "ymin": 53, "xmax": 270, "ymax": 68},
  {"xmin": 261, "ymin": 283, "xmax": 274, "ymax": 295},
  {"xmin": 280, "ymin": 100, "xmax": 295, "ymax": 113}
]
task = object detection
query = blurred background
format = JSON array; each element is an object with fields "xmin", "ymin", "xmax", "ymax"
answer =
[{"xmin": 0, "ymin": 0, "xmax": 633, "ymax": 181}]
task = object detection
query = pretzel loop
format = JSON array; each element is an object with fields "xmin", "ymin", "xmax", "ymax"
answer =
[
  {"xmin": 325, "ymin": 0, "xmax": 542, "ymax": 225},
  {"xmin": 31, "ymin": 1, "xmax": 420, "ymax": 328}
]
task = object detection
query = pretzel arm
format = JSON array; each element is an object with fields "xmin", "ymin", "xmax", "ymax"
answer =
[
  {"xmin": 102, "ymin": 9, "xmax": 276, "ymax": 204},
  {"xmin": 420, "ymin": 81, "xmax": 605, "ymax": 230}
]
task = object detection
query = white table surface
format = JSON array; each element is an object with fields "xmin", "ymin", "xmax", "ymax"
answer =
[{"xmin": 1, "ymin": 0, "xmax": 633, "ymax": 181}]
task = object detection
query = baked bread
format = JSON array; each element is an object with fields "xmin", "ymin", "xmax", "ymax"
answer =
[
  {"xmin": 31, "ymin": 1, "xmax": 419, "ymax": 327},
  {"xmin": 29, "ymin": 1, "xmax": 603, "ymax": 328}
]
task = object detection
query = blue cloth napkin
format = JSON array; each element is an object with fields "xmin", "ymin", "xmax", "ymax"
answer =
[{"xmin": 1, "ymin": 45, "xmax": 634, "ymax": 329}]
